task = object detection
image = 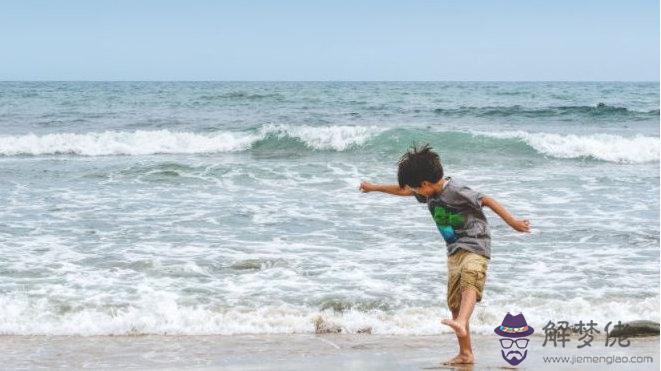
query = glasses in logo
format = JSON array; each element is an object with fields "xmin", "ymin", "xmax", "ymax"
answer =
[{"xmin": 499, "ymin": 338, "xmax": 529, "ymax": 349}]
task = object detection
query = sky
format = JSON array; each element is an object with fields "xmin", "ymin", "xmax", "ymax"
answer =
[{"xmin": 0, "ymin": 0, "xmax": 659, "ymax": 81}]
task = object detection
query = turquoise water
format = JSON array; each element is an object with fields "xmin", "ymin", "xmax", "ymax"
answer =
[{"xmin": 0, "ymin": 81, "xmax": 658, "ymax": 335}]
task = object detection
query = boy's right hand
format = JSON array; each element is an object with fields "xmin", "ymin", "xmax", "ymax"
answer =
[
  {"xmin": 359, "ymin": 180, "xmax": 375, "ymax": 193},
  {"xmin": 509, "ymin": 219, "xmax": 531, "ymax": 233}
]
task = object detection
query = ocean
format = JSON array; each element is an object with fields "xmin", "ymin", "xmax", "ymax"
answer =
[{"xmin": 0, "ymin": 81, "xmax": 658, "ymax": 336}]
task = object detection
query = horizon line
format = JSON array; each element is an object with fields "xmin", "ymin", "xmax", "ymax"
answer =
[{"xmin": 1, "ymin": 80, "xmax": 659, "ymax": 83}]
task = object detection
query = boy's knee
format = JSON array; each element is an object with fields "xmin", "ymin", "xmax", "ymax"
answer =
[{"xmin": 459, "ymin": 269, "xmax": 486, "ymax": 301}]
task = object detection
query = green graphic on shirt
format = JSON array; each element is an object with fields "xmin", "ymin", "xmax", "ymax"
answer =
[
  {"xmin": 433, "ymin": 206, "xmax": 465, "ymax": 227},
  {"xmin": 433, "ymin": 206, "xmax": 464, "ymax": 244}
]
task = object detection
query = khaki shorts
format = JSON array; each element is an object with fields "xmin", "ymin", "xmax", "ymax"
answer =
[{"xmin": 447, "ymin": 249, "xmax": 489, "ymax": 311}]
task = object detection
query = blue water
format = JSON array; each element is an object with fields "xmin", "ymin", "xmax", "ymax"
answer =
[{"xmin": 0, "ymin": 81, "xmax": 658, "ymax": 335}]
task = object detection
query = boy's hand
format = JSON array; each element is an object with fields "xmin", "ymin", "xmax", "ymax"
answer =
[
  {"xmin": 509, "ymin": 219, "xmax": 531, "ymax": 233},
  {"xmin": 359, "ymin": 180, "xmax": 375, "ymax": 193}
]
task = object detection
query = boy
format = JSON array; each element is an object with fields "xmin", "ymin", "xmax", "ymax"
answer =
[{"xmin": 359, "ymin": 144, "xmax": 530, "ymax": 365}]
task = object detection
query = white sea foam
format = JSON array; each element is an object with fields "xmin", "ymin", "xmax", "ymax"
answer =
[
  {"xmin": 0, "ymin": 130, "xmax": 258, "ymax": 156},
  {"xmin": 258, "ymin": 124, "xmax": 380, "ymax": 151},
  {"xmin": 0, "ymin": 125, "xmax": 382, "ymax": 156},
  {"xmin": 476, "ymin": 130, "xmax": 660, "ymax": 163},
  {"xmin": 0, "ymin": 294, "xmax": 656, "ymax": 336}
]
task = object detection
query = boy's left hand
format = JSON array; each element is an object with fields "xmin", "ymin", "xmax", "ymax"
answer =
[
  {"xmin": 509, "ymin": 219, "xmax": 531, "ymax": 233},
  {"xmin": 359, "ymin": 181, "xmax": 375, "ymax": 193}
]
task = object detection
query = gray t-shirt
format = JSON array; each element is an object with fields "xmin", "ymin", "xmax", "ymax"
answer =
[{"xmin": 414, "ymin": 177, "xmax": 491, "ymax": 258}]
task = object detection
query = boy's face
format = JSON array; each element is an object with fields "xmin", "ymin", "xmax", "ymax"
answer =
[{"xmin": 410, "ymin": 180, "xmax": 436, "ymax": 197}]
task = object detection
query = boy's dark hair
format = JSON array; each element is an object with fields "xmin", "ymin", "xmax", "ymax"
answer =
[{"xmin": 397, "ymin": 144, "xmax": 444, "ymax": 188}]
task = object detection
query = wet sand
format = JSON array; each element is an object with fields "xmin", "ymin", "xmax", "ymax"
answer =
[{"xmin": 0, "ymin": 333, "xmax": 657, "ymax": 370}]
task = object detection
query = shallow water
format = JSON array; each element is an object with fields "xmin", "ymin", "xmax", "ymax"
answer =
[{"xmin": 0, "ymin": 82, "xmax": 658, "ymax": 335}]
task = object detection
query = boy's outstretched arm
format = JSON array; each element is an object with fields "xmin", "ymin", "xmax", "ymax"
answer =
[
  {"xmin": 481, "ymin": 196, "xmax": 531, "ymax": 233},
  {"xmin": 359, "ymin": 181, "xmax": 413, "ymax": 196}
]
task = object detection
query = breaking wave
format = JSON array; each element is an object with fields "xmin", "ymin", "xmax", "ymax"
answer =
[
  {"xmin": 475, "ymin": 130, "xmax": 659, "ymax": 163},
  {"xmin": 0, "ymin": 125, "xmax": 381, "ymax": 156},
  {"xmin": 0, "ymin": 125, "xmax": 657, "ymax": 163}
]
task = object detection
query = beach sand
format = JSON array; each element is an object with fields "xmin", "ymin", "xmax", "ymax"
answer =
[{"xmin": 0, "ymin": 333, "xmax": 657, "ymax": 370}]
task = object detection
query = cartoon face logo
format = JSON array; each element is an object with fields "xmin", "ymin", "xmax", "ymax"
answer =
[
  {"xmin": 499, "ymin": 337, "xmax": 530, "ymax": 365},
  {"xmin": 494, "ymin": 313, "xmax": 534, "ymax": 366}
]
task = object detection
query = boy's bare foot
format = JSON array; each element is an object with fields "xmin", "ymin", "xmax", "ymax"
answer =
[
  {"xmin": 441, "ymin": 318, "xmax": 468, "ymax": 337},
  {"xmin": 442, "ymin": 352, "xmax": 474, "ymax": 365}
]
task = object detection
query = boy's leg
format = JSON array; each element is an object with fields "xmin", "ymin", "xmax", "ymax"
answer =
[
  {"xmin": 443, "ymin": 253, "xmax": 486, "ymax": 339},
  {"xmin": 443, "ymin": 307, "xmax": 474, "ymax": 364},
  {"xmin": 442, "ymin": 287, "xmax": 477, "ymax": 338},
  {"xmin": 442, "ymin": 251, "xmax": 486, "ymax": 364},
  {"xmin": 442, "ymin": 290, "xmax": 476, "ymax": 364}
]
